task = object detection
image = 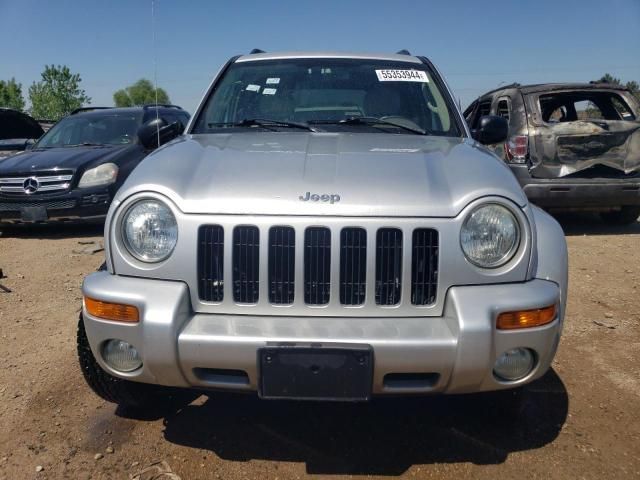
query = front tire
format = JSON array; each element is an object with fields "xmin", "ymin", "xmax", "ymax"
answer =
[
  {"xmin": 77, "ymin": 315, "xmax": 181, "ymax": 409},
  {"xmin": 600, "ymin": 206, "xmax": 640, "ymax": 225}
]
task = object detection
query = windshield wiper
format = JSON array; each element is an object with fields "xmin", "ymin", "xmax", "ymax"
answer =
[
  {"xmin": 312, "ymin": 116, "xmax": 427, "ymax": 135},
  {"xmin": 67, "ymin": 142, "xmax": 107, "ymax": 147},
  {"xmin": 208, "ymin": 118, "xmax": 318, "ymax": 132}
]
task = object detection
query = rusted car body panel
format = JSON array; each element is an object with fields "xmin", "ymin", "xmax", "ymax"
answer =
[{"xmin": 522, "ymin": 86, "xmax": 640, "ymax": 178}]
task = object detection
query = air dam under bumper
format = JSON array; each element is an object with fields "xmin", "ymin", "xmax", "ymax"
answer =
[{"xmin": 82, "ymin": 272, "xmax": 562, "ymax": 395}]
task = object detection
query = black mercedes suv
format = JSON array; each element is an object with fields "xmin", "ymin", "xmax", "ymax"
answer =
[{"xmin": 0, "ymin": 105, "xmax": 189, "ymax": 223}]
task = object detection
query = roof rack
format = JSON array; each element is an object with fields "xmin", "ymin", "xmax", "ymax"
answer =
[
  {"xmin": 142, "ymin": 104, "xmax": 183, "ymax": 110},
  {"xmin": 481, "ymin": 82, "xmax": 522, "ymax": 97},
  {"xmin": 396, "ymin": 49, "xmax": 411, "ymax": 55},
  {"xmin": 250, "ymin": 48, "xmax": 266, "ymax": 54},
  {"xmin": 70, "ymin": 107, "xmax": 112, "ymax": 115}
]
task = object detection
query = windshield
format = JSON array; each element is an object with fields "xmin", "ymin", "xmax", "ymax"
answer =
[
  {"xmin": 35, "ymin": 112, "xmax": 142, "ymax": 148},
  {"xmin": 193, "ymin": 58, "xmax": 462, "ymax": 136}
]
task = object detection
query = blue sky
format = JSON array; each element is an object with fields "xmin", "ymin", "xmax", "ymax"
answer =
[{"xmin": 1, "ymin": 0, "xmax": 639, "ymax": 113}]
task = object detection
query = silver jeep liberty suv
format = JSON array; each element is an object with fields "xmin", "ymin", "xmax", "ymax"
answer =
[{"xmin": 78, "ymin": 51, "xmax": 568, "ymax": 407}]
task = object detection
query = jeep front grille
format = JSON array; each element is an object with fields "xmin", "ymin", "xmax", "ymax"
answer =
[
  {"xmin": 269, "ymin": 226, "xmax": 295, "ymax": 304},
  {"xmin": 375, "ymin": 228, "xmax": 403, "ymax": 306},
  {"xmin": 304, "ymin": 227, "xmax": 331, "ymax": 305},
  {"xmin": 340, "ymin": 227, "xmax": 367, "ymax": 306},
  {"xmin": 0, "ymin": 171, "xmax": 74, "ymax": 195},
  {"xmin": 197, "ymin": 223, "xmax": 439, "ymax": 311},
  {"xmin": 198, "ymin": 225, "xmax": 224, "ymax": 302},
  {"xmin": 411, "ymin": 228, "xmax": 439, "ymax": 306},
  {"xmin": 233, "ymin": 226, "xmax": 260, "ymax": 303}
]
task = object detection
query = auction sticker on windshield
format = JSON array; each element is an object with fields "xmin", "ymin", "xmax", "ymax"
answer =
[{"xmin": 375, "ymin": 69, "xmax": 429, "ymax": 82}]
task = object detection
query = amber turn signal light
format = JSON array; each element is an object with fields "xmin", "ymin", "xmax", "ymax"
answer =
[
  {"xmin": 84, "ymin": 297, "xmax": 139, "ymax": 323},
  {"xmin": 497, "ymin": 304, "xmax": 557, "ymax": 330}
]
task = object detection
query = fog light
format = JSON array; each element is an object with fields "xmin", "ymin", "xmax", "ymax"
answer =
[
  {"xmin": 102, "ymin": 339, "xmax": 142, "ymax": 372},
  {"xmin": 493, "ymin": 348, "xmax": 534, "ymax": 381}
]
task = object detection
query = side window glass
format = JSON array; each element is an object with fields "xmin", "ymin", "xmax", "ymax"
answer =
[
  {"xmin": 473, "ymin": 100, "xmax": 491, "ymax": 129},
  {"xmin": 611, "ymin": 97, "xmax": 635, "ymax": 120},
  {"xmin": 575, "ymin": 100, "xmax": 603, "ymax": 120},
  {"xmin": 496, "ymin": 99, "xmax": 510, "ymax": 122}
]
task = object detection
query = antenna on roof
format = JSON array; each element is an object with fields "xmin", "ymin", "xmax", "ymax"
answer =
[
  {"xmin": 250, "ymin": 48, "xmax": 266, "ymax": 54},
  {"xmin": 151, "ymin": 0, "xmax": 160, "ymax": 147},
  {"xmin": 396, "ymin": 49, "xmax": 411, "ymax": 55}
]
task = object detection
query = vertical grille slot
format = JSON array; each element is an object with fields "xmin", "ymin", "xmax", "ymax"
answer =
[
  {"xmin": 233, "ymin": 226, "xmax": 260, "ymax": 303},
  {"xmin": 411, "ymin": 229, "xmax": 439, "ymax": 305},
  {"xmin": 340, "ymin": 228, "xmax": 367, "ymax": 305},
  {"xmin": 198, "ymin": 225, "xmax": 224, "ymax": 302},
  {"xmin": 304, "ymin": 227, "xmax": 331, "ymax": 305},
  {"xmin": 375, "ymin": 228, "xmax": 403, "ymax": 305},
  {"xmin": 269, "ymin": 226, "xmax": 295, "ymax": 304}
]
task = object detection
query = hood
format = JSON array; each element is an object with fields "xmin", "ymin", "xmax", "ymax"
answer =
[
  {"xmin": 117, "ymin": 132, "xmax": 527, "ymax": 217},
  {"xmin": 0, "ymin": 144, "xmax": 140, "ymax": 175},
  {"xmin": 0, "ymin": 109, "xmax": 44, "ymax": 140}
]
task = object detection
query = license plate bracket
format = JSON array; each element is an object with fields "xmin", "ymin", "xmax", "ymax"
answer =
[
  {"xmin": 258, "ymin": 345, "xmax": 373, "ymax": 401},
  {"xmin": 20, "ymin": 206, "xmax": 48, "ymax": 222}
]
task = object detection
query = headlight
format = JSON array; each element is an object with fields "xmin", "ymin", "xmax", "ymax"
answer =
[
  {"xmin": 121, "ymin": 199, "xmax": 178, "ymax": 262},
  {"xmin": 460, "ymin": 203, "xmax": 520, "ymax": 268},
  {"xmin": 78, "ymin": 163, "xmax": 118, "ymax": 188}
]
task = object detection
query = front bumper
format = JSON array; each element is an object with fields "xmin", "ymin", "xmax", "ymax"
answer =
[
  {"xmin": 0, "ymin": 186, "xmax": 112, "ymax": 223},
  {"xmin": 509, "ymin": 164, "xmax": 640, "ymax": 208},
  {"xmin": 82, "ymin": 272, "xmax": 562, "ymax": 396}
]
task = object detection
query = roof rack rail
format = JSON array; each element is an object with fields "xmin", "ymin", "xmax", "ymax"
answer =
[
  {"xmin": 250, "ymin": 48, "xmax": 266, "ymax": 54},
  {"xmin": 142, "ymin": 104, "xmax": 183, "ymax": 110},
  {"xmin": 70, "ymin": 107, "xmax": 112, "ymax": 115},
  {"xmin": 396, "ymin": 49, "xmax": 411, "ymax": 55},
  {"xmin": 482, "ymin": 82, "xmax": 522, "ymax": 97}
]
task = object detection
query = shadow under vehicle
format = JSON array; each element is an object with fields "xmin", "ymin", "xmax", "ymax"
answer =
[
  {"xmin": 115, "ymin": 370, "xmax": 568, "ymax": 475},
  {"xmin": 0, "ymin": 105, "xmax": 189, "ymax": 224},
  {"xmin": 465, "ymin": 83, "xmax": 640, "ymax": 225}
]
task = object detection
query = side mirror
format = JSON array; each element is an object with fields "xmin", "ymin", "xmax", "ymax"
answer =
[
  {"xmin": 472, "ymin": 115, "xmax": 508, "ymax": 145},
  {"xmin": 137, "ymin": 118, "xmax": 182, "ymax": 149}
]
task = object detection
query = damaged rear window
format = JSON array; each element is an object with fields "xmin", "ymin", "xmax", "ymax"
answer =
[{"xmin": 538, "ymin": 91, "xmax": 636, "ymax": 123}]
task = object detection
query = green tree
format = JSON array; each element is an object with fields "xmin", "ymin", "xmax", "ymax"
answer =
[
  {"xmin": 28, "ymin": 65, "xmax": 90, "ymax": 120},
  {"xmin": 113, "ymin": 79, "xmax": 170, "ymax": 107},
  {"xmin": 625, "ymin": 80, "xmax": 640, "ymax": 102},
  {"xmin": 597, "ymin": 73, "xmax": 640, "ymax": 102},
  {"xmin": 597, "ymin": 73, "xmax": 621, "ymax": 85},
  {"xmin": 0, "ymin": 78, "xmax": 25, "ymax": 111}
]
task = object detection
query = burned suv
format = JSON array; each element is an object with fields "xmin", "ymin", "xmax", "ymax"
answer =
[
  {"xmin": 78, "ymin": 51, "xmax": 568, "ymax": 408},
  {"xmin": 465, "ymin": 83, "xmax": 640, "ymax": 224}
]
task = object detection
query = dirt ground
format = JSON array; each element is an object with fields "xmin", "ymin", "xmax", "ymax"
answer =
[{"xmin": 0, "ymin": 214, "xmax": 639, "ymax": 480}]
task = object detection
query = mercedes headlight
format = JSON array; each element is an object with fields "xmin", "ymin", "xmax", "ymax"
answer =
[
  {"xmin": 121, "ymin": 199, "xmax": 178, "ymax": 262},
  {"xmin": 78, "ymin": 163, "xmax": 118, "ymax": 188},
  {"xmin": 460, "ymin": 204, "xmax": 520, "ymax": 268}
]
